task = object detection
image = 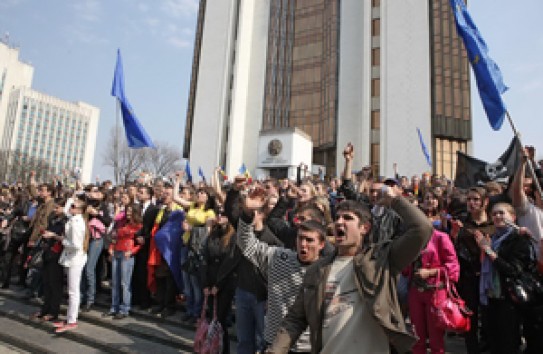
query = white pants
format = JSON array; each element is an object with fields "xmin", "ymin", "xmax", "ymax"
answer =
[{"xmin": 66, "ymin": 263, "xmax": 85, "ymax": 324}]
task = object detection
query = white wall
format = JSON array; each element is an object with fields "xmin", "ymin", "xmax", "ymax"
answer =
[
  {"xmin": 225, "ymin": 0, "xmax": 270, "ymax": 178},
  {"xmin": 380, "ymin": 0, "xmax": 432, "ymax": 177},
  {"xmin": 188, "ymin": 0, "xmax": 238, "ymax": 177},
  {"xmin": 336, "ymin": 0, "xmax": 372, "ymax": 176},
  {"xmin": 0, "ymin": 43, "xmax": 33, "ymax": 146}
]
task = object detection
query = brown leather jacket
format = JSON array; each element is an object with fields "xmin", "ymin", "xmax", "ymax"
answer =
[
  {"xmin": 270, "ymin": 197, "xmax": 433, "ymax": 354},
  {"xmin": 29, "ymin": 198, "xmax": 56, "ymax": 243}
]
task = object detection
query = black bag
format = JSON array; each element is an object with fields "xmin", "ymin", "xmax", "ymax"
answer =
[
  {"xmin": 10, "ymin": 219, "xmax": 30, "ymax": 243},
  {"xmin": 506, "ymin": 244, "xmax": 543, "ymax": 306},
  {"xmin": 182, "ymin": 249, "xmax": 201, "ymax": 275},
  {"xmin": 27, "ymin": 248, "xmax": 44, "ymax": 269},
  {"xmin": 506, "ymin": 270, "xmax": 543, "ymax": 306}
]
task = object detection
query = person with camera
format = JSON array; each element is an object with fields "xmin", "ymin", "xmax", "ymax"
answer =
[
  {"xmin": 452, "ymin": 186, "xmax": 495, "ymax": 354},
  {"xmin": 475, "ymin": 202, "xmax": 536, "ymax": 354},
  {"xmin": 80, "ymin": 185, "xmax": 112, "ymax": 312}
]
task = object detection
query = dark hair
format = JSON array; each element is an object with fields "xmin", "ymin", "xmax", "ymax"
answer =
[
  {"xmin": 335, "ymin": 200, "xmax": 372, "ymax": 225},
  {"xmin": 127, "ymin": 204, "xmax": 143, "ymax": 224},
  {"xmin": 54, "ymin": 197, "xmax": 67, "ymax": 207},
  {"xmin": 468, "ymin": 186, "xmax": 488, "ymax": 201},
  {"xmin": 298, "ymin": 220, "xmax": 327, "ymax": 241},
  {"xmin": 39, "ymin": 183, "xmax": 55, "ymax": 195},
  {"xmin": 196, "ymin": 188, "xmax": 216, "ymax": 211},
  {"xmin": 139, "ymin": 185, "xmax": 154, "ymax": 198},
  {"xmin": 296, "ymin": 204, "xmax": 326, "ymax": 225}
]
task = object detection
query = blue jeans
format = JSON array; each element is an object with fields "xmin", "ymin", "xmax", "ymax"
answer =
[
  {"xmin": 110, "ymin": 251, "xmax": 134, "ymax": 315},
  {"xmin": 81, "ymin": 237, "xmax": 103, "ymax": 305},
  {"xmin": 235, "ymin": 288, "xmax": 266, "ymax": 354},
  {"xmin": 182, "ymin": 269, "xmax": 202, "ymax": 317}
]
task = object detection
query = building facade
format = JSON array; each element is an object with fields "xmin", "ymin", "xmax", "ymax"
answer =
[
  {"xmin": 0, "ymin": 40, "xmax": 99, "ymax": 182},
  {"xmin": 184, "ymin": 0, "xmax": 471, "ymax": 179}
]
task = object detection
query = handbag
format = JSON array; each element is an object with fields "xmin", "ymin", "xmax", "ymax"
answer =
[
  {"xmin": 10, "ymin": 219, "xmax": 30, "ymax": 243},
  {"xmin": 194, "ymin": 294, "xmax": 210, "ymax": 353},
  {"xmin": 431, "ymin": 269, "xmax": 472, "ymax": 333},
  {"xmin": 202, "ymin": 295, "xmax": 223, "ymax": 354},
  {"xmin": 505, "ymin": 245, "xmax": 543, "ymax": 307},
  {"xmin": 27, "ymin": 248, "xmax": 44, "ymax": 269}
]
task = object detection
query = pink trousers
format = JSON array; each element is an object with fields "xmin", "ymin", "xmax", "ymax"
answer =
[{"xmin": 408, "ymin": 287, "xmax": 446, "ymax": 354}]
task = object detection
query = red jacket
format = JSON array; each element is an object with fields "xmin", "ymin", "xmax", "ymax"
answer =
[{"xmin": 109, "ymin": 223, "xmax": 142, "ymax": 255}]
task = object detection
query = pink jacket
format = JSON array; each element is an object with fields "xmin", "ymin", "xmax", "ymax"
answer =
[{"xmin": 403, "ymin": 229, "xmax": 460, "ymax": 285}]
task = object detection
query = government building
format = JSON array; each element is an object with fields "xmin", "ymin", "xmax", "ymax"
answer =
[
  {"xmin": 0, "ymin": 39, "xmax": 99, "ymax": 183},
  {"xmin": 183, "ymin": 0, "xmax": 471, "ymax": 179}
]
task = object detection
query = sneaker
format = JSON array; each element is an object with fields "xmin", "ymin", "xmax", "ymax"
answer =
[
  {"xmin": 55, "ymin": 322, "xmax": 77, "ymax": 333},
  {"xmin": 150, "ymin": 306, "xmax": 164, "ymax": 315},
  {"xmin": 102, "ymin": 311, "xmax": 117, "ymax": 318},
  {"xmin": 160, "ymin": 308, "xmax": 175, "ymax": 319},
  {"xmin": 113, "ymin": 313, "xmax": 128, "ymax": 320},
  {"xmin": 81, "ymin": 303, "xmax": 93, "ymax": 312}
]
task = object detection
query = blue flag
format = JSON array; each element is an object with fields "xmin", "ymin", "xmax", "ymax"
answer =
[
  {"xmin": 198, "ymin": 167, "xmax": 206, "ymax": 182},
  {"xmin": 450, "ymin": 0, "xmax": 508, "ymax": 131},
  {"xmin": 417, "ymin": 128, "xmax": 432, "ymax": 167},
  {"xmin": 111, "ymin": 49, "xmax": 155, "ymax": 148},
  {"xmin": 185, "ymin": 162, "xmax": 192, "ymax": 183},
  {"xmin": 239, "ymin": 163, "xmax": 247, "ymax": 175}
]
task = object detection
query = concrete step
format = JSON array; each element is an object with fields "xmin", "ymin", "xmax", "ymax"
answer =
[
  {"xmin": 0, "ymin": 287, "xmax": 238, "ymax": 353},
  {"xmin": 0, "ymin": 294, "xmax": 191, "ymax": 353},
  {"xmin": 0, "ymin": 316, "xmax": 99, "ymax": 354}
]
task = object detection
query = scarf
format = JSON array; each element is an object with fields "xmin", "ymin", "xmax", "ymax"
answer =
[{"xmin": 479, "ymin": 227, "xmax": 513, "ymax": 305}]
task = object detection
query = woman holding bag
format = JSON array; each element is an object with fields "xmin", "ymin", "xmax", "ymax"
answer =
[
  {"xmin": 200, "ymin": 208, "xmax": 238, "ymax": 354},
  {"xmin": 404, "ymin": 195, "xmax": 460, "ymax": 354},
  {"xmin": 475, "ymin": 202, "xmax": 536, "ymax": 354}
]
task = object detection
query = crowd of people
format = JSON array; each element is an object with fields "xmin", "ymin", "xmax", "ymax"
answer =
[{"xmin": 0, "ymin": 143, "xmax": 542, "ymax": 354}]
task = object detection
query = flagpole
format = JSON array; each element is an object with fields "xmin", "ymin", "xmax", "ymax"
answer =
[
  {"xmin": 505, "ymin": 111, "xmax": 543, "ymax": 198},
  {"xmin": 114, "ymin": 100, "xmax": 120, "ymax": 185}
]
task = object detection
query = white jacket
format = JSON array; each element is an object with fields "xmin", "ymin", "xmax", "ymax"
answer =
[{"xmin": 59, "ymin": 214, "xmax": 88, "ymax": 268}]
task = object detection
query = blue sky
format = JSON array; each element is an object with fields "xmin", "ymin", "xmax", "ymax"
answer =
[{"xmin": 0, "ymin": 0, "xmax": 542, "ymax": 180}]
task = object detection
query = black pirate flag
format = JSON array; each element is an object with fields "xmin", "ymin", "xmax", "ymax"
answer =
[{"xmin": 455, "ymin": 136, "xmax": 521, "ymax": 189}]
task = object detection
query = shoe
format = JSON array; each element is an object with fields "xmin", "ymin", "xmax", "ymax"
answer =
[
  {"xmin": 181, "ymin": 313, "xmax": 193, "ymax": 322},
  {"xmin": 55, "ymin": 322, "xmax": 77, "ymax": 333},
  {"xmin": 113, "ymin": 313, "xmax": 128, "ymax": 320},
  {"xmin": 1, "ymin": 282, "xmax": 9, "ymax": 289},
  {"xmin": 81, "ymin": 303, "xmax": 93, "ymax": 312},
  {"xmin": 102, "ymin": 311, "xmax": 117, "ymax": 318},
  {"xmin": 30, "ymin": 312, "xmax": 43, "ymax": 320},
  {"xmin": 160, "ymin": 308, "xmax": 175, "ymax": 319},
  {"xmin": 42, "ymin": 315, "xmax": 57, "ymax": 322},
  {"xmin": 52, "ymin": 320, "xmax": 66, "ymax": 328},
  {"xmin": 150, "ymin": 306, "xmax": 164, "ymax": 315}
]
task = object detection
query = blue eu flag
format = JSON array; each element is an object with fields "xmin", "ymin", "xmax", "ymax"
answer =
[
  {"xmin": 417, "ymin": 128, "xmax": 432, "ymax": 167},
  {"xmin": 450, "ymin": 0, "xmax": 508, "ymax": 131},
  {"xmin": 111, "ymin": 49, "xmax": 155, "ymax": 148},
  {"xmin": 239, "ymin": 163, "xmax": 247, "ymax": 175},
  {"xmin": 198, "ymin": 167, "xmax": 206, "ymax": 182},
  {"xmin": 185, "ymin": 162, "xmax": 192, "ymax": 183}
]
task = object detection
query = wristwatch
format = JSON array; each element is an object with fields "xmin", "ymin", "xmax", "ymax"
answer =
[{"xmin": 484, "ymin": 247, "xmax": 494, "ymax": 257}]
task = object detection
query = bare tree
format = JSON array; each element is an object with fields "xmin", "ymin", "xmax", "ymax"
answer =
[
  {"xmin": 102, "ymin": 127, "xmax": 146, "ymax": 185},
  {"xmin": 0, "ymin": 149, "xmax": 54, "ymax": 183},
  {"xmin": 143, "ymin": 141, "xmax": 183, "ymax": 178}
]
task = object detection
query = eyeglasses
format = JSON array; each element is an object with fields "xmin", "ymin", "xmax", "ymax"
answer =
[{"xmin": 70, "ymin": 204, "xmax": 81, "ymax": 209}]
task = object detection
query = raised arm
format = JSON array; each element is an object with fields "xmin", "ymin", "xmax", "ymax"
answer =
[
  {"xmin": 172, "ymin": 171, "xmax": 192, "ymax": 208},
  {"xmin": 236, "ymin": 187, "xmax": 275, "ymax": 277},
  {"xmin": 211, "ymin": 167, "xmax": 226, "ymax": 205},
  {"xmin": 381, "ymin": 186, "xmax": 433, "ymax": 273}
]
